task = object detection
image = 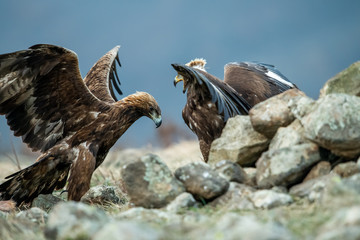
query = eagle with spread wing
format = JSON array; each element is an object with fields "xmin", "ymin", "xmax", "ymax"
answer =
[
  {"xmin": 0, "ymin": 44, "xmax": 162, "ymax": 206},
  {"xmin": 172, "ymin": 59, "xmax": 296, "ymax": 162}
]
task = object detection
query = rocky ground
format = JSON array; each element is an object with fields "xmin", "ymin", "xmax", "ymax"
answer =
[{"xmin": 0, "ymin": 61, "xmax": 360, "ymax": 240}]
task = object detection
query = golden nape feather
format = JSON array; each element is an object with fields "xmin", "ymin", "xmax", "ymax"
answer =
[{"xmin": 0, "ymin": 44, "xmax": 162, "ymax": 206}]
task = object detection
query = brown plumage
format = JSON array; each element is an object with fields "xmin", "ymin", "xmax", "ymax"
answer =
[
  {"xmin": 0, "ymin": 44, "xmax": 162, "ymax": 205},
  {"xmin": 172, "ymin": 59, "xmax": 297, "ymax": 162}
]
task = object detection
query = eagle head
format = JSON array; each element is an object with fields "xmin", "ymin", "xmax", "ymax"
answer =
[
  {"xmin": 123, "ymin": 92, "xmax": 162, "ymax": 128},
  {"xmin": 172, "ymin": 58, "xmax": 207, "ymax": 94}
]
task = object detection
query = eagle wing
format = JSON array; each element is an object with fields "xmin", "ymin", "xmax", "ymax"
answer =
[
  {"xmin": 83, "ymin": 46, "xmax": 122, "ymax": 102},
  {"xmin": 0, "ymin": 44, "xmax": 110, "ymax": 152},
  {"xmin": 224, "ymin": 62, "xmax": 297, "ymax": 104},
  {"xmin": 172, "ymin": 64, "xmax": 251, "ymax": 121}
]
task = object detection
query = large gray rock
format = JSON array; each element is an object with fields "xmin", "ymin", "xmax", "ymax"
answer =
[
  {"xmin": 256, "ymin": 143, "xmax": 322, "ymax": 188},
  {"xmin": 121, "ymin": 154, "xmax": 185, "ymax": 208},
  {"xmin": 301, "ymin": 94, "xmax": 360, "ymax": 158},
  {"xmin": 0, "ymin": 217, "xmax": 44, "ymax": 240},
  {"xmin": 212, "ymin": 160, "xmax": 249, "ymax": 184},
  {"xmin": 269, "ymin": 119, "xmax": 308, "ymax": 150},
  {"xmin": 288, "ymin": 95, "xmax": 316, "ymax": 120},
  {"xmin": 16, "ymin": 207, "xmax": 48, "ymax": 225},
  {"xmin": 249, "ymin": 89, "xmax": 305, "ymax": 138},
  {"xmin": 208, "ymin": 116, "xmax": 269, "ymax": 166},
  {"xmin": 320, "ymin": 61, "xmax": 360, "ymax": 97},
  {"xmin": 175, "ymin": 162, "xmax": 229, "ymax": 200},
  {"xmin": 45, "ymin": 201, "xmax": 110, "ymax": 240},
  {"xmin": 165, "ymin": 192, "xmax": 199, "ymax": 213},
  {"xmin": 32, "ymin": 194, "xmax": 64, "ymax": 212}
]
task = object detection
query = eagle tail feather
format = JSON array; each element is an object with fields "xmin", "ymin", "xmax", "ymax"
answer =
[{"xmin": 0, "ymin": 153, "xmax": 71, "ymax": 206}]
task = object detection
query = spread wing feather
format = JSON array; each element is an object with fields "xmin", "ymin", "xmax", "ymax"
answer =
[
  {"xmin": 83, "ymin": 46, "xmax": 122, "ymax": 102},
  {"xmin": 225, "ymin": 61, "xmax": 297, "ymax": 93},
  {"xmin": 0, "ymin": 44, "xmax": 109, "ymax": 152},
  {"xmin": 174, "ymin": 64, "xmax": 251, "ymax": 121}
]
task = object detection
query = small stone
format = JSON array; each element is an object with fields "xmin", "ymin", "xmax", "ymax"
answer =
[
  {"xmin": 249, "ymin": 89, "xmax": 306, "ymax": 138},
  {"xmin": 256, "ymin": 143, "xmax": 321, "ymax": 188},
  {"xmin": 208, "ymin": 115, "xmax": 269, "ymax": 166},
  {"xmin": 302, "ymin": 93, "xmax": 360, "ymax": 158},
  {"xmin": 303, "ymin": 161, "xmax": 331, "ymax": 182},
  {"xmin": 320, "ymin": 61, "xmax": 360, "ymax": 97},
  {"xmin": 250, "ymin": 189, "xmax": 293, "ymax": 209},
  {"xmin": 121, "ymin": 154, "xmax": 185, "ymax": 208},
  {"xmin": 213, "ymin": 160, "xmax": 248, "ymax": 184},
  {"xmin": 81, "ymin": 185, "xmax": 124, "ymax": 205},
  {"xmin": 332, "ymin": 161, "xmax": 360, "ymax": 178},
  {"xmin": 165, "ymin": 192, "xmax": 199, "ymax": 212},
  {"xmin": 289, "ymin": 173, "xmax": 339, "ymax": 202},
  {"xmin": 0, "ymin": 200, "xmax": 16, "ymax": 212},
  {"xmin": 32, "ymin": 194, "xmax": 64, "ymax": 212},
  {"xmin": 209, "ymin": 182, "xmax": 255, "ymax": 210},
  {"xmin": 16, "ymin": 207, "xmax": 48, "ymax": 224},
  {"xmin": 175, "ymin": 162, "xmax": 229, "ymax": 200}
]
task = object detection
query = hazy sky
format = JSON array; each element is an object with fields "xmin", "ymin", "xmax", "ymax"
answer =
[{"xmin": 0, "ymin": 1, "xmax": 359, "ymax": 153}]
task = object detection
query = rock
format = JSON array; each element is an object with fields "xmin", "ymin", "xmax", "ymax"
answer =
[
  {"xmin": 250, "ymin": 189, "xmax": 293, "ymax": 209},
  {"xmin": 256, "ymin": 143, "xmax": 322, "ymax": 188},
  {"xmin": 289, "ymin": 173, "xmax": 339, "ymax": 202},
  {"xmin": 316, "ymin": 206, "xmax": 360, "ymax": 240},
  {"xmin": 45, "ymin": 201, "xmax": 110, "ymax": 240},
  {"xmin": 320, "ymin": 61, "xmax": 360, "ymax": 97},
  {"xmin": 0, "ymin": 200, "xmax": 16, "ymax": 212},
  {"xmin": 208, "ymin": 116, "xmax": 269, "ymax": 166},
  {"xmin": 249, "ymin": 89, "xmax": 305, "ymax": 138},
  {"xmin": 302, "ymin": 93, "xmax": 360, "ymax": 158},
  {"xmin": 269, "ymin": 119, "xmax": 308, "ymax": 150},
  {"xmin": 81, "ymin": 185, "xmax": 124, "ymax": 205},
  {"xmin": 332, "ymin": 161, "xmax": 360, "ymax": 178},
  {"xmin": 16, "ymin": 207, "xmax": 48, "ymax": 224},
  {"xmin": 93, "ymin": 220, "xmax": 163, "ymax": 240},
  {"xmin": 243, "ymin": 167, "xmax": 257, "ymax": 187},
  {"xmin": 212, "ymin": 160, "xmax": 249, "ymax": 184},
  {"xmin": 32, "ymin": 194, "xmax": 63, "ymax": 212},
  {"xmin": 209, "ymin": 182, "xmax": 255, "ymax": 210},
  {"xmin": 303, "ymin": 161, "xmax": 331, "ymax": 182},
  {"xmin": 121, "ymin": 154, "xmax": 185, "ymax": 208},
  {"xmin": 0, "ymin": 217, "xmax": 44, "ymax": 240},
  {"xmin": 288, "ymin": 95, "xmax": 316, "ymax": 120},
  {"xmin": 175, "ymin": 162, "xmax": 229, "ymax": 200},
  {"xmin": 191, "ymin": 213, "xmax": 294, "ymax": 240},
  {"xmin": 165, "ymin": 192, "xmax": 199, "ymax": 213}
]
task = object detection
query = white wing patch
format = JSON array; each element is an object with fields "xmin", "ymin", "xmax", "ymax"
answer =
[{"xmin": 266, "ymin": 71, "xmax": 294, "ymax": 88}]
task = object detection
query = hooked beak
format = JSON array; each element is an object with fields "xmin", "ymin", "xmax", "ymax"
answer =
[
  {"xmin": 150, "ymin": 113, "xmax": 162, "ymax": 128},
  {"xmin": 171, "ymin": 64, "xmax": 187, "ymax": 93}
]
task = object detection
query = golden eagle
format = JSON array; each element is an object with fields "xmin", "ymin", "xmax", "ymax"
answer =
[
  {"xmin": 0, "ymin": 44, "xmax": 162, "ymax": 205},
  {"xmin": 172, "ymin": 59, "xmax": 296, "ymax": 162}
]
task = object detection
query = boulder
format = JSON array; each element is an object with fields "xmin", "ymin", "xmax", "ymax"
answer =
[
  {"xmin": 249, "ymin": 89, "xmax": 305, "ymax": 138},
  {"xmin": 332, "ymin": 161, "xmax": 360, "ymax": 178},
  {"xmin": 301, "ymin": 93, "xmax": 360, "ymax": 158},
  {"xmin": 165, "ymin": 192, "xmax": 199, "ymax": 213},
  {"xmin": 256, "ymin": 143, "xmax": 321, "ymax": 188},
  {"xmin": 250, "ymin": 189, "xmax": 293, "ymax": 209},
  {"xmin": 175, "ymin": 162, "xmax": 229, "ymax": 200},
  {"xmin": 208, "ymin": 116, "xmax": 269, "ymax": 166},
  {"xmin": 303, "ymin": 161, "xmax": 331, "ymax": 182},
  {"xmin": 212, "ymin": 160, "xmax": 249, "ymax": 184},
  {"xmin": 121, "ymin": 154, "xmax": 185, "ymax": 208},
  {"xmin": 32, "ymin": 194, "xmax": 64, "ymax": 212},
  {"xmin": 320, "ymin": 61, "xmax": 360, "ymax": 97},
  {"xmin": 81, "ymin": 185, "xmax": 124, "ymax": 205}
]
